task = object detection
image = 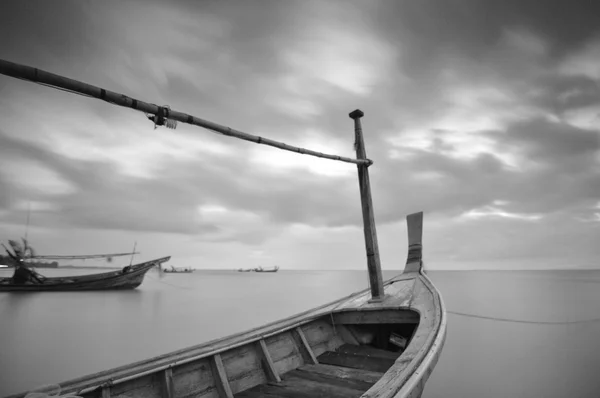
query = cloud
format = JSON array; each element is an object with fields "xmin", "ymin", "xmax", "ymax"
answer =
[{"xmin": 1, "ymin": 0, "xmax": 599, "ymax": 269}]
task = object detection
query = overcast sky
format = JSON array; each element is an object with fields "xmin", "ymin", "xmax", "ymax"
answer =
[{"xmin": 0, "ymin": 0, "xmax": 598, "ymax": 270}]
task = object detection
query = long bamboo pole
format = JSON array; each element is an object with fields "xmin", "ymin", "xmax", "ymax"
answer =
[
  {"xmin": 350, "ymin": 109, "xmax": 384, "ymax": 302},
  {"xmin": 0, "ymin": 59, "xmax": 371, "ymax": 166}
]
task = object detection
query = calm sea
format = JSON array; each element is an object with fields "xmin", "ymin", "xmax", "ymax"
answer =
[{"xmin": 1, "ymin": 268, "xmax": 599, "ymax": 397}]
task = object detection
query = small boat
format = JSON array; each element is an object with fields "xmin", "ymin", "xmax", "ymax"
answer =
[
  {"xmin": 254, "ymin": 265, "xmax": 280, "ymax": 273},
  {"xmin": 0, "ymin": 59, "xmax": 446, "ymax": 398},
  {"xmin": 0, "ymin": 257, "xmax": 171, "ymax": 291},
  {"xmin": 0, "ymin": 238, "xmax": 170, "ymax": 291},
  {"xmin": 237, "ymin": 268, "xmax": 253, "ymax": 272},
  {"xmin": 164, "ymin": 266, "xmax": 195, "ymax": 273}
]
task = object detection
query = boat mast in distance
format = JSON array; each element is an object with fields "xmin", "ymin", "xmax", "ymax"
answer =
[{"xmin": 350, "ymin": 109, "xmax": 385, "ymax": 302}]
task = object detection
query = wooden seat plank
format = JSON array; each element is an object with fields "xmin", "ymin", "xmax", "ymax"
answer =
[
  {"xmin": 235, "ymin": 374, "xmax": 366, "ymax": 398},
  {"xmin": 288, "ymin": 368, "xmax": 373, "ymax": 392},
  {"xmin": 337, "ymin": 344, "xmax": 402, "ymax": 360},
  {"xmin": 317, "ymin": 352, "xmax": 395, "ymax": 373},
  {"xmin": 297, "ymin": 363, "xmax": 383, "ymax": 385}
]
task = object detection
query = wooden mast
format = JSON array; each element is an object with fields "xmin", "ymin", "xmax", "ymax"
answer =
[{"xmin": 349, "ymin": 110, "xmax": 384, "ymax": 302}]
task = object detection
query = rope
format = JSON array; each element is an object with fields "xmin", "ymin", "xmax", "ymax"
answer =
[
  {"xmin": 447, "ymin": 310, "xmax": 600, "ymax": 325},
  {"xmin": 145, "ymin": 273, "xmax": 195, "ymax": 290}
]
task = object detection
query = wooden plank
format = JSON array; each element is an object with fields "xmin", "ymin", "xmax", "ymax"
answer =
[
  {"xmin": 109, "ymin": 373, "xmax": 162, "ymax": 398},
  {"xmin": 210, "ymin": 354, "xmax": 234, "ymax": 398},
  {"xmin": 172, "ymin": 358, "xmax": 217, "ymax": 398},
  {"xmin": 264, "ymin": 333, "xmax": 297, "ymax": 363},
  {"xmin": 222, "ymin": 345, "xmax": 266, "ymax": 394},
  {"xmin": 163, "ymin": 368, "xmax": 174, "ymax": 398},
  {"xmin": 333, "ymin": 310, "xmax": 419, "ymax": 325},
  {"xmin": 297, "ymin": 363, "xmax": 383, "ymax": 384},
  {"xmin": 257, "ymin": 339, "xmax": 281, "ymax": 383},
  {"xmin": 289, "ymin": 368, "xmax": 374, "ymax": 392},
  {"xmin": 333, "ymin": 324, "xmax": 360, "ymax": 346},
  {"xmin": 317, "ymin": 352, "xmax": 395, "ymax": 373},
  {"xmin": 350, "ymin": 109, "xmax": 385, "ymax": 301},
  {"xmin": 235, "ymin": 374, "xmax": 366, "ymax": 398},
  {"xmin": 293, "ymin": 327, "xmax": 318, "ymax": 365},
  {"xmin": 101, "ymin": 386, "xmax": 110, "ymax": 398},
  {"xmin": 337, "ymin": 344, "xmax": 402, "ymax": 361}
]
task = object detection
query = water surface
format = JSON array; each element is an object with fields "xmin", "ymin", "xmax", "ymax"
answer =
[{"xmin": 1, "ymin": 269, "xmax": 599, "ymax": 397}]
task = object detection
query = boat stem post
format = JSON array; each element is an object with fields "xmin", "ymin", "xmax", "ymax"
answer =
[{"xmin": 349, "ymin": 109, "xmax": 384, "ymax": 302}]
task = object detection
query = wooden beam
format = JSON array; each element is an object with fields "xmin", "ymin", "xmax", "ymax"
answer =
[
  {"xmin": 405, "ymin": 212, "xmax": 424, "ymax": 273},
  {"xmin": 257, "ymin": 339, "xmax": 281, "ymax": 382},
  {"xmin": 101, "ymin": 386, "xmax": 110, "ymax": 398},
  {"xmin": 162, "ymin": 368, "xmax": 174, "ymax": 398},
  {"xmin": 0, "ymin": 59, "xmax": 371, "ymax": 166},
  {"xmin": 210, "ymin": 354, "xmax": 234, "ymax": 398},
  {"xmin": 333, "ymin": 310, "xmax": 419, "ymax": 325},
  {"xmin": 331, "ymin": 323, "xmax": 360, "ymax": 346},
  {"xmin": 350, "ymin": 109, "xmax": 384, "ymax": 301},
  {"xmin": 293, "ymin": 327, "xmax": 318, "ymax": 365}
]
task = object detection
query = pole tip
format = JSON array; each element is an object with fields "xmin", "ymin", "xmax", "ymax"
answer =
[{"xmin": 349, "ymin": 109, "xmax": 364, "ymax": 119}]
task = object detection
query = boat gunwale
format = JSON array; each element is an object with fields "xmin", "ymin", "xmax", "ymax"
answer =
[
  {"xmin": 365, "ymin": 270, "xmax": 446, "ymax": 398},
  {"xmin": 391, "ymin": 269, "xmax": 447, "ymax": 398}
]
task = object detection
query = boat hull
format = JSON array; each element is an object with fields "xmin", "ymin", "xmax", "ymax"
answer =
[
  {"xmin": 0, "ymin": 257, "xmax": 170, "ymax": 292},
  {"xmin": 6, "ymin": 269, "xmax": 445, "ymax": 398}
]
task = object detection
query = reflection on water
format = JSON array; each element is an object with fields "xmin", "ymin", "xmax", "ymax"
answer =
[{"xmin": 2, "ymin": 269, "xmax": 600, "ymax": 397}]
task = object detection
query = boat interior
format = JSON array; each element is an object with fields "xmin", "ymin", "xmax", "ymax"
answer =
[
  {"xmin": 233, "ymin": 311, "xmax": 420, "ymax": 398},
  {"xmin": 94, "ymin": 307, "xmax": 421, "ymax": 398}
]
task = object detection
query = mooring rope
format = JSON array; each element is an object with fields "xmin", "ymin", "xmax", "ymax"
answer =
[
  {"xmin": 421, "ymin": 263, "xmax": 600, "ymax": 325},
  {"xmin": 145, "ymin": 273, "xmax": 196, "ymax": 290},
  {"xmin": 447, "ymin": 310, "xmax": 600, "ymax": 325}
]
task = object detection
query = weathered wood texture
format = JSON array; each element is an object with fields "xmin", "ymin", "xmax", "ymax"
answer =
[
  {"xmin": 0, "ymin": 59, "xmax": 370, "ymax": 166},
  {"xmin": 297, "ymin": 363, "xmax": 383, "ymax": 384},
  {"xmin": 299, "ymin": 319, "xmax": 344, "ymax": 357},
  {"xmin": 235, "ymin": 363, "xmax": 381, "ymax": 398},
  {"xmin": 172, "ymin": 358, "xmax": 218, "ymax": 398},
  {"xmin": 350, "ymin": 109, "xmax": 385, "ymax": 301},
  {"xmin": 292, "ymin": 327, "xmax": 318, "ymax": 364},
  {"xmin": 162, "ymin": 368, "xmax": 174, "ymax": 398},
  {"xmin": 221, "ymin": 344, "xmax": 266, "ymax": 395},
  {"xmin": 333, "ymin": 309, "xmax": 419, "ymax": 325},
  {"xmin": 257, "ymin": 339, "xmax": 281, "ymax": 382},
  {"xmin": 210, "ymin": 354, "xmax": 233, "ymax": 398}
]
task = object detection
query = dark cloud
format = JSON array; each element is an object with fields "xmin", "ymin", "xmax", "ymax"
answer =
[
  {"xmin": 374, "ymin": 0, "xmax": 600, "ymax": 62},
  {"xmin": 494, "ymin": 118, "xmax": 600, "ymax": 161}
]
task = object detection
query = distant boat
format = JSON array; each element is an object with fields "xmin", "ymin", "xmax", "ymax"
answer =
[
  {"xmin": 254, "ymin": 266, "xmax": 280, "ymax": 273},
  {"xmin": 163, "ymin": 265, "xmax": 194, "ymax": 273},
  {"xmin": 0, "ymin": 238, "xmax": 170, "ymax": 291},
  {"xmin": 237, "ymin": 268, "xmax": 253, "ymax": 272},
  {"xmin": 0, "ymin": 257, "xmax": 170, "ymax": 291}
]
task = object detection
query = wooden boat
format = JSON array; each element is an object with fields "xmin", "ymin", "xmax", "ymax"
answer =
[
  {"xmin": 0, "ymin": 59, "xmax": 446, "ymax": 398},
  {"xmin": 237, "ymin": 268, "xmax": 253, "ymax": 272},
  {"xmin": 0, "ymin": 257, "xmax": 171, "ymax": 292},
  {"xmin": 5, "ymin": 214, "xmax": 444, "ymax": 398},
  {"xmin": 254, "ymin": 266, "xmax": 279, "ymax": 273},
  {"xmin": 164, "ymin": 266, "xmax": 195, "ymax": 273}
]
